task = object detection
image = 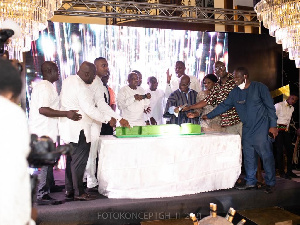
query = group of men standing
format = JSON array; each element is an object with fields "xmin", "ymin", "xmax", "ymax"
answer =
[
  {"xmin": 28, "ymin": 59, "xmax": 130, "ymax": 204},
  {"xmin": 28, "ymin": 57, "xmax": 299, "ymax": 207}
]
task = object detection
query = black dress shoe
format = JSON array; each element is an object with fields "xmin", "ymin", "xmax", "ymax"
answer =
[
  {"xmin": 65, "ymin": 190, "xmax": 74, "ymax": 197},
  {"xmin": 235, "ymin": 184, "xmax": 257, "ymax": 190},
  {"xmin": 74, "ymin": 193, "xmax": 96, "ymax": 201},
  {"xmin": 37, "ymin": 194, "xmax": 63, "ymax": 205},
  {"xmin": 264, "ymin": 185, "xmax": 275, "ymax": 194}
]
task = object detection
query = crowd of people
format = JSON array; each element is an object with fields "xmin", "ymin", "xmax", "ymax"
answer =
[{"xmin": 1, "ymin": 56, "xmax": 299, "ymax": 223}]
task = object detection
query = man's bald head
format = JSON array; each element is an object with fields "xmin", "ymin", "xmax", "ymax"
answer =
[
  {"xmin": 77, "ymin": 61, "xmax": 96, "ymax": 84},
  {"xmin": 127, "ymin": 72, "xmax": 139, "ymax": 89},
  {"xmin": 41, "ymin": 61, "xmax": 59, "ymax": 83},
  {"xmin": 179, "ymin": 75, "xmax": 190, "ymax": 93}
]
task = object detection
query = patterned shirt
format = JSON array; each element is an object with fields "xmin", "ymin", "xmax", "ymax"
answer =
[
  {"xmin": 164, "ymin": 89, "xmax": 199, "ymax": 125},
  {"xmin": 204, "ymin": 73, "xmax": 241, "ymax": 127}
]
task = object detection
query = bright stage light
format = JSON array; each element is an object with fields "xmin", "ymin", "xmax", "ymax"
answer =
[{"xmin": 38, "ymin": 35, "xmax": 56, "ymax": 60}]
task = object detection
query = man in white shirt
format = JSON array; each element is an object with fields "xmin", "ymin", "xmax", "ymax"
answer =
[
  {"xmin": 165, "ymin": 61, "xmax": 201, "ymax": 97},
  {"xmin": 132, "ymin": 70, "xmax": 143, "ymax": 87},
  {"xmin": 146, "ymin": 76, "xmax": 165, "ymax": 125},
  {"xmin": 28, "ymin": 61, "xmax": 82, "ymax": 205},
  {"xmin": 84, "ymin": 57, "xmax": 128, "ymax": 190},
  {"xmin": 275, "ymin": 94, "xmax": 299, "ymax": 179},
  {"xmin": 117, "ymin": 72, "xmax": 151, "ymax": 126},
  {"xmin": 60, "ymin": 61, "xmax": 129, "ymax": 201},
  {"xmin": 0, "ymin": 59, "xmax": 35, "ymax": 225}
]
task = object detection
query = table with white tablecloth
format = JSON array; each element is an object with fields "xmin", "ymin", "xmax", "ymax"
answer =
[{"xmin": 97, "ymin": 133, "xmax": 241, "ymax": 199}]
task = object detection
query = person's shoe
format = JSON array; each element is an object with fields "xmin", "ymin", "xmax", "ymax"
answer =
[
  {"xmin": 280, "ymin": 173, "xmax": 291, "ymax": 180},
  {"xmin": 65, "ymin": 190, "xmax": 74, "ymax": 201},
  {"xmin": 234, "ymin": 178, "xmax": 246, "ymax": 188},
  {"xmin": 287, "ymin": 172, "xmax": 300, "ymax": 178},
  {"xmin": 235, "ymin": 184, "xmax": 257, "ymax": 190},
  {"xmin": 74, "ymin": 193, "xmax": 96, "ymax": 201},
  {"xmin": 264, "ymin": 185, "xmax": 275, "ymax": 194},
  {"xmin": 256, "ymin": 181, "xmax": 266, "ymax": 189},
  {"xmin": 50, "ymin": 185, "xmax": 64, "ymax": 192},
  {"xmin": 37, "ymin": 194, "xmax": 63, "ymax": 205}
]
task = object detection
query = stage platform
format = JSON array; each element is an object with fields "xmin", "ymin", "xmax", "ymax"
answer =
[{"xmin": 35, "ymin": 169, "xmax": 300, "ymax": 225}]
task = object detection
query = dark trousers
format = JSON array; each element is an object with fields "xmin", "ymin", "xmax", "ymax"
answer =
[
  {"xmin": 275, "ymin": 131, "xmax": 293, "ymax": 175},
  {"xmin": 243, "ymin": 136, "xmax": 276, "ymax": 186},
  {"xmin": 65, "ymin": 130, "xmax": 91, "ymax": 196},
  {"xmin": 37, "ymin": 166, "xmax": 55, "ymax": 199},
  {"xmin": 100, "ymin": 122, "xmax": 113, "ymax": 135}
]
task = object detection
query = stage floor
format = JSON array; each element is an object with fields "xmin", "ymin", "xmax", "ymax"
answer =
[{"xmin": 35, "ymin": 169, "xmax": 300, "ymax": 225}]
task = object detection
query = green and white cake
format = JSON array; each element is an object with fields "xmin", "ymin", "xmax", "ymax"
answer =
[
  {"xmin": 115, "ymin": 123, "xmax": 201, "ymax": 137},
  {"xmin": 115, "ymin": 126, "xmax": 142, "ymax": 136},
  {"xmin": 180, "ymin": 123, "xmax": 201, "ymax": 134},
  {"xmin": 141, "ymin": 124, "xmax": 181, "ymax": 135}
]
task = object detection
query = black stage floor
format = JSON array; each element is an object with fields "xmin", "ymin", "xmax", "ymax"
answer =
[{"xmin": 35, "ymin": 169, "xmax": 300, "ymax": 225}]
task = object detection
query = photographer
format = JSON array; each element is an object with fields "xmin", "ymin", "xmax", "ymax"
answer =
[{"xmin": 0, "ymin": 58, "xmax": 35, "ymax": 224}]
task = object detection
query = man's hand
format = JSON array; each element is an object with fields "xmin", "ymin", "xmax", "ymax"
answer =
[
  {"xmin": 144, "ymin": 107, "xmax": 151, "ymax": 114},
  {"xmin": 66, "ymin": 110, "xmax": 82, "ymax": 121},
  {"xmin": 182, "ymin": 106, "xmax": 191, "ymax": 112},
  {"xmin": 166, "ymin": 69, "xmax": 172, "ymax": 84},
  {"xmin": 150, "ymin": 117, "xmax": 157, "ymax": 125},
  {"xmin": 202, "ymin": 115, "xmax": 208, "ymax": 120},
  {"xmin": 146, "ymin": 93, "xmax": 151, "ymax": 99},
  {"xmin": 120, "ymin": 118, "xmax": 130, "ymax": 128},
  {"xmin": 134, "ymin": 94, "xmax": 144, "ymax": 101},
  {"xmin": 174, "ymin": 107, "xmax": 180, "ymax": 114},
  {"xmin": 269, "ymin": 127, "xmax": 278, "ymax": 139},
  {"xmin": 109, "ymin": 117, "xmax": 117, "ymax": 127},
  {"xmin": 187, "ymin": 112, "xmax": 200, "ymax": 119}
]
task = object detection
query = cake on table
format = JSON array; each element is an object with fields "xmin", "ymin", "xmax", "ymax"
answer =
[
  {"xmin": 141, "ymin": 124, "xmax": 181, "ymax": 135},
  {"xmin": 115, "ymin": 123, "xmax": 201, "ymax": 137},
  {"xmin": 115, "ymin": 126, "xmax": 141, "ymax": 136},
  {"xmin": 180, "ymin": 123, "xmax": 202, "ymax": 134}
]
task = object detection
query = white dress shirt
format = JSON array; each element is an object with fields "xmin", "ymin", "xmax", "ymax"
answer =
[
  {"xmin": 117, "ymin": 86, "xmax": 150, "ymax": 126},
  {"xmin": 0, "ymin": 96, "xmax": 35, "ymax": 225},
  {"xmin": 145, "ymin": 88, "xmax": 165, "ymax": 125},
  {"xmin": 275, "ymin": 100, "xmax": 294, "ymax": 128},
  {"xmin": 59, "ymin": 75, "xmax": 112, "ymax": 143},
  {"xmin": 89, "ymin": 76, "xmax": 121, "ymax": 122},
  {"xmin": 28, "ymin": 80, "xmax": 59, "ymax": 141},
  {"xmin": 165, "ymin": 75, "xmax": 201, "ymax": 97}
]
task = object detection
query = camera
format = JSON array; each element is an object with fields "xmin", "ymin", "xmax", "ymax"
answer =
[
  {"xmin": 28, "ymin": 134, "xmax": 73, "ymax": 204},
  {"xmin": 28, "ymin": 134, "xmax": 73, "ymax": 168}
]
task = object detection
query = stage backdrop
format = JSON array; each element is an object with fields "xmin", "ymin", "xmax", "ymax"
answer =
[
  {"xmin": 24, "ymin": 22, "xmax": 228, "ymax": 115},
  {"xmin": 25, "ymin": 23, "xmax": 291, "ymax": 118}
]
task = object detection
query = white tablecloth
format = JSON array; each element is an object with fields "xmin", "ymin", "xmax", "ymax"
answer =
[{"xmin": 97, "ymin": 133, "xmax": 241, "ymax": 199}]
